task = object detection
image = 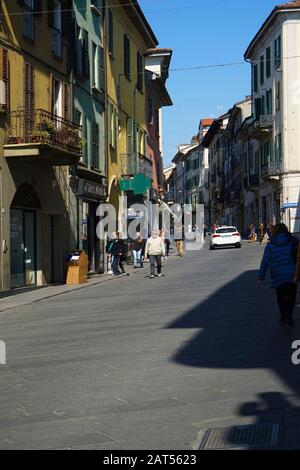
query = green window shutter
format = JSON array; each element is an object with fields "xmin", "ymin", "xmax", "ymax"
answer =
[
  {"xmin": 266, "ymin": 47, "xmax": 271, "ymax": 77},
  {"xmin": 260, "ymin": 55, "xmax": 264, "ymax": 85},
  {"xmin": 98, "ymin": 46, "xmax": 104, "ymax": 91},
  {"xmin": 254, "ymin": 98, "xmax": 262, "ymax": 120},
  {"xmin": 253, "ymin": 65, "xmax": 258, "ymax": 93}
]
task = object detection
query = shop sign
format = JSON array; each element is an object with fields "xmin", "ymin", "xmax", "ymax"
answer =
[{"xmin": 77, "ymin": 179, "xmax": 106, "ymax": 198}]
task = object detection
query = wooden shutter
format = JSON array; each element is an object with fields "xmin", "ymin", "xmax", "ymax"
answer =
[
  {"xmin": 0, "ymin": 48, "xmax": 9, "ymax": 109},
  {"xmin": 63, "ymin": 82, "xmax": 69, "ymax": 120},
  {"xmin": 49, "ymin": 73, "xmax": 55, "ymax": 113},
  {"xmin": 47, "ymin": 0, "xmax": 54, "ymax": 28},
  {"xmin": 24, "ymin": 63, "xmax": 35, "ymax": 136}
]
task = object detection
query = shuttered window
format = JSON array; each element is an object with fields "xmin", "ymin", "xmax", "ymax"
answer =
[
  {"xmin": 24, "ymin": 63, "xmax": 35, "ymax": 135},
  {"xmin": 91, "ymin": 121, "xmax": 99, "ymax": 169},
  {"xmin": 63, "ymin": 82, "xmax": 69, "ymax": 120},
  {"xmin": 137, "ymin": 51, "xmax": 143, "ymax": 91},
  {"xmin": 253, "ymin": 65, "xmax": 258, "ymax": 93},
  {"xmin": 0, "ymin": 48, "xmax": 8, "ymax": 109},
  {"xmin": 266, "ymin": 47, "xmax": 271, "ymax": 78},
  {"xmin": 82, "ymin": 30, "xmax": 89, "ymax": 79},
  {"xmin": 124, "ymin": 34, "xmax": 130, "ymax": 79}
]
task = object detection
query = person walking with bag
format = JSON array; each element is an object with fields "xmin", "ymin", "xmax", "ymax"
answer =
[
  {"xmin": 145, "ymin": 230, "xmax": 165, "ymax": 278},
  {"xmin": 258, "ymin": 223, "xmax": 299, "ymax": 325}
]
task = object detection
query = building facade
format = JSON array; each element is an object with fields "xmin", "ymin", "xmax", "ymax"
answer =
[
  {"xmin": 70, "ymin": 0, "xmax": 106, "ymax": 274},
  {"xmin": 144, "ymin": 48, "xmax": 172, "ymax": 201},
  {"xmin": 0, "ymin": 0, "xmax": 81, "ymax": 291},
  {"xmin": 105, "ymin": 0, "xmax": 157, "ymax": 235},
  {"xmin": 244, "ymin": 0, "xmax": 300, "ymax": 233}
]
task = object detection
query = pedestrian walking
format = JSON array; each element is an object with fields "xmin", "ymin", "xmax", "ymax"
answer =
[
  {"xmin": 248, "ymin": 223, "xmax": 257, "ymax": 242},
  {"xmin": 258, "ymin": 223, "xmax": 265, "ymax": 244},
  {"xmin": 145, "ymin": 230, "xmax": 165, "ymax": 278},
  {"xmin": 258, "ymin": 223, "xmax": 299, "ymax": 325},
  {"xmin": 159, "ymin": 229, "xmax": 168, "ymax": 260},
  {"xmin": 106, "ymin": 232, "xmax": 117, "ymax": 274},
  {"xmin": 174, "ymin": 224, "xmax": 184, "ymax": 257},
  {"xmin": 132, "ymin": 233, "xmax": 143, "ymax": 268},
  {"xmin": 111, "ymin": 232, "xmax": 130, "ymax": 277}
]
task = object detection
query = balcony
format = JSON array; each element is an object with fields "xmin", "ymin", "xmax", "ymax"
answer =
[
  {"xmin": 4, "ymin": 109, "xmax": 82, "ymax": 165},
  {"xmin": 245, "ymin": 114, "xmax": 273, "ymax": 140},
  {"xmin": 120, "ymin": 153, "xmax": 153, "ymax": 180},
  {"xmin": 261, "ymin": 161, "xmax": 283, "ymax": 179}
]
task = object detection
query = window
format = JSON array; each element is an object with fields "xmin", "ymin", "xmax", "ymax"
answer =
[
  {"xmin": 253, "ymin": 65, "xmax": 258, "ymax": 93},
  {"xmin": 124, "ymin": 34, "xmax": 130, "ymax": 79},
  {"xmin": 275, "ymin": 134, "xmax": 282, "ymax": 161},
  {"xmin": 23, "ymin": 0, "xmax": 34, "ymax": 40},
  {"xmin": 260, "ymin": 55, "xmax": 264, "ymax": 85},
  {"xmin": 266, "ymin": 47, "xmax": 271, "ymax": 77},
  {"xmin": 274, "ymin": 35, "xmax": 281, "ymax": 69},
  {"xmin": 276, "ymin": 81, "xmax": 281, "ymax": 110},
  {"xmin": 0, "ymin": 48, "xmax": 8, "ymax": 110},
  {"xmin": 53, "ymin": 1, "xmax": 62, "ymax": 59},
  {"xmin": 126, "ymin": 117, "xmax": 132, "ymax": 155},
  {"xmin": 108, "ymin": 10, "xmax": 114, "ymax": 55},
  {"xmin": 137, "ymin": 51, "xmax": 143, "ymax": 91}
]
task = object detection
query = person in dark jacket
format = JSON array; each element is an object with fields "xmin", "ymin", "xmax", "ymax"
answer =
[
  {"xmin": 111, "ymin": 233, "xmax": 129, "ymax": 276},
  {"xmin": 258, "ymin": 223, "xmax": 299, "ymax": 325}
]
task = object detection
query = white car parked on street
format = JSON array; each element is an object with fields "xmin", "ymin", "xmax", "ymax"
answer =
[{"xmin": 210, "ymin": 226, "xmax": 241, "ymax": 250}]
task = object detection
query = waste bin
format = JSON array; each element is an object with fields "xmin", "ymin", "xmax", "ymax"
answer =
[{"xmin": 66, "ymin": 250, "xmax": 88, "ymax": 285}]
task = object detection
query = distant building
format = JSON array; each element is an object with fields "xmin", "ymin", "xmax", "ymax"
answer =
[{"xmin": 244, "ymin": 0, "xmax": 300, "ymax": 233}]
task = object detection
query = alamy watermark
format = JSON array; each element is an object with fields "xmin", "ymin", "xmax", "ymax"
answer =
[
  {"xmin": 291, "ymin": 340, "xmax": 300, "ymax": 365},
  {"xmin": 96, "ymin": 197, "xmax": 205, "ymax": 251},
  {"xmin": 0, "ymin": 340, "xmax": 6, "ymax": 365}
]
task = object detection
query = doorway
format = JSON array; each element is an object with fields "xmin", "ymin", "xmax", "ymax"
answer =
[{"xmin": 10, "ymin": 208, "xmax": 37, "ymax": 288}]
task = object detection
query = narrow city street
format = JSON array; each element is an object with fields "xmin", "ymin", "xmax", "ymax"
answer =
[{"xmin": 1, "ymin": 242, "xmax": 300, "ymax": 450}]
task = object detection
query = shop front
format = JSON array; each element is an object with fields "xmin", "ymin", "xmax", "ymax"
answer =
[{"xmin": 76, "ymin": 177, "xmax": 106, "ymax": 274}]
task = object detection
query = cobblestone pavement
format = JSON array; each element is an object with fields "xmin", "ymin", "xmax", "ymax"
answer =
[{"xmin": 1, "ymin": 242, "xmax": 300, "ymax": 449}]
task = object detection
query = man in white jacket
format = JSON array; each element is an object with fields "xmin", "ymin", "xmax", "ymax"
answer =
[{"xmin": 145, "ymin": 230, "xmax": 165, "ymax": 278}]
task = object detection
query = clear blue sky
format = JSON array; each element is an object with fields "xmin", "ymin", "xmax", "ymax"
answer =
[{"xmin": 139, "ymin": 0, "xmax": 280, "ymax": 166}]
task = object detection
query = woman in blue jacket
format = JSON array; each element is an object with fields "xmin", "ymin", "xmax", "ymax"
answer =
[{"xmin": 258, "ymin": 223, "xmax": 298, "ymax": 325}]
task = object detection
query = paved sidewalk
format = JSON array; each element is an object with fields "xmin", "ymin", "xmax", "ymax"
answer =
[{"xmin": 0, "ymin": 255, "xmax": 177, "ymax": 314}]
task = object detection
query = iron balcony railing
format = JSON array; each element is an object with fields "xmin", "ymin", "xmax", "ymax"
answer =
[
  {"xmin": 121, "ymin": 153, "xmax": 153, "ymax": 180},
  {"xmin": 261, "ymin": 161, "xmax": 283, "ymax": 178},
  {"xmin": 6, "ymin": 108, "xmax": 82, "ymax": 155},
  {"xmin": 257, "ymin": 114, "xmax": 273, "ymax": 128}
]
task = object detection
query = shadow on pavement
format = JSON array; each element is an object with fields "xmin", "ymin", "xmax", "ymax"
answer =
[{"xmin": 167, "ymin": 269, "xmax": 300, "ymax": 448}]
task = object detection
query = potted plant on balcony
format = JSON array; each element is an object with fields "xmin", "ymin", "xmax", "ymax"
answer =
[
  {"xmin": 29, "ymin": 130, "xmax": 50, "ymax": 143},
  {"xmin": 38, "ymin": 119, "xmax": 55, "ymax": 135},
  {"xmin": 8, "ymin": 135, "xmax": 24, "ymax": 144}
]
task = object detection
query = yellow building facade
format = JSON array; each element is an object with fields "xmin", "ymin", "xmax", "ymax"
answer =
[
  {"xmin": 104, "ymin": 0, "xmax": 157, "ymax": 229},
  {"xmin": 0, "ymin": 0, "xmax": 80, "ymax": 291}
]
